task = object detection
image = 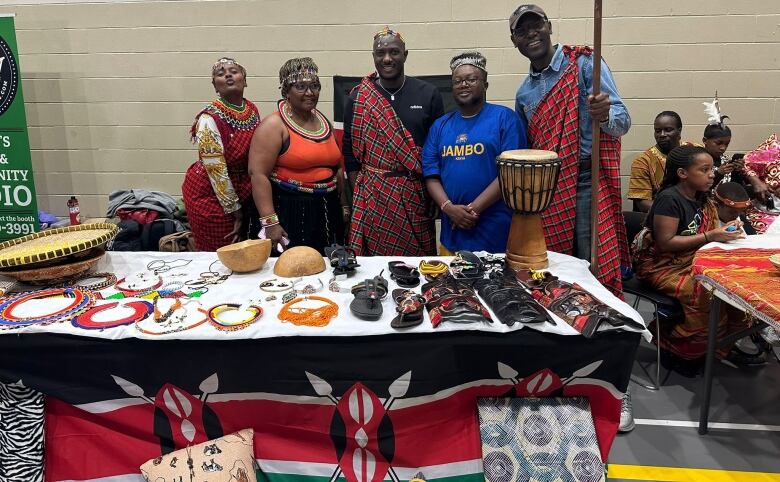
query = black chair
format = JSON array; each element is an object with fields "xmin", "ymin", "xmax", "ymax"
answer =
[{"xmin": 622, "ymin": 211, "xmax": 684, "ymax": 390}]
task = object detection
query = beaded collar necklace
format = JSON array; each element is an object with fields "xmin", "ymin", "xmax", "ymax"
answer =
[
  {"xmin": 278, "ymin": 99, "xmax": 331, "ymax": 141},
  {"xmin": 73, "ymin": 300, "xmax": 153, "ymax": 330},
  {"xmin": 0, "ymin": 288, "xmax": 96, "ymax": 329},
  {"xmin": 207, "ymin": 97, "xmax": 260, "ymax": 132}
]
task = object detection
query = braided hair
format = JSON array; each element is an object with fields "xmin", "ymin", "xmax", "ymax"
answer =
[
  {"xmin": 278, "ymin": 57, "xmax": 319, "ymax": 98},
  {"xmin": 660, "ymin": 145, "xmax": 710, "ymax": 191},
  {"xmin": 703, "ymin": 123, "xmax": 732, "ymax": 140}
]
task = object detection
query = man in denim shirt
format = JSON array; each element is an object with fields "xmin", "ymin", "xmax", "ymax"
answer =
[
  {"xmin": 510, "ymin": 4, "xmax": 631, "ymax": 263},
  {"xmin": 509, "ymin": 3, "xmax": 636, "ymax": 435}
]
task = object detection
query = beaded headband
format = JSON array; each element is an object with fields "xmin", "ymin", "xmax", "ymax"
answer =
[
  {"xmin": 374, "ymin": 26, "xmax": 405, "ymax": 43},
  {"xmin": 450, "ymin": 52, "xmax": 487, "ymax": 74},
  {"xmin": 212, "ymin": 57, "xmax": 245, "ymax": 77},
  {"xmin": 281, "ymin": 69, "xmax": 319, "ymax": 87},
  {"xmin": 714, "ymin": 190, "xmax": 751, "ymax": 209}
]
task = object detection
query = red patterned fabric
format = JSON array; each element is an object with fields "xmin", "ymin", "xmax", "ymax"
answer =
[
  {"xmin": 527, "ymin": 46, "xmax": 628, "ymax": 296},
  {"xmin": 693, "ymin": 247, "xmax": 780, "ymax": 326},
  {"xmin": 182, "ymin": 99, "xmax": 260, "ymax": 251},
  {"xmin": 347, "ymin": 73, "xmax": 436, "ymax": 256}
]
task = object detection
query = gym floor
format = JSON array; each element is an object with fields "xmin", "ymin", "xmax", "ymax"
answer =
[{"xmin": 607, "ymin": 320, "xmax": 780, "ymax": 481}]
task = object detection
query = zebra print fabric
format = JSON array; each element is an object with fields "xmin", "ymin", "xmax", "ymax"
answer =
[{"xmin": 0, "ymin": 380, "xmax": 44, "ymax": 482}]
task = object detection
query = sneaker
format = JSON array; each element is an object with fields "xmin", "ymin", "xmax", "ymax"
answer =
[
  {"xmin": 758, "ymin": 326, "xmax": 780, "ymax": 347},
  {"xmin": 721, "ymin": 346, "xmax": 768, "ymax": 368},
  {"xmin": 618, "ymin": 388, "xmax": 635, "ymax": 433}
]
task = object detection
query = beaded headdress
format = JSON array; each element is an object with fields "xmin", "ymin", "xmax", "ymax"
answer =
[
  {"xmin": 212, "ymin": 57, "xmax": 246, "ymax": 77},
  {"xmin": 450, "ymin": 51, "xmax": 487, "ymax": 74},
  {"xmin": 374, "ymin": 26, "xmax": 405, "ymax": 44},
  {"xmin": 278, "ymin": 58, "xmax": 320, "ymax": 96}
]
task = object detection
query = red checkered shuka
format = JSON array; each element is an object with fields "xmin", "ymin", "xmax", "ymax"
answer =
[
  {"xmin": 527, "ymin": 46, "xmax": 629, "ymax": 296},
  {"xmin": 182, "ymin": 99, "xmax": 260, "ymax": 251},
  {"xmin": 347, "ymin": 73, "xmax": 436, "ymax": 256}
]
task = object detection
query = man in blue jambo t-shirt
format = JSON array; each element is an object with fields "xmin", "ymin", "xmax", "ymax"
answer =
[{"xmin": 422, "ymin": 51, "xmax": 528, "ymax": 254}]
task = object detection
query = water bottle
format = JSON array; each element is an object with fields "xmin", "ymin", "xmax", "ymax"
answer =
[{"xmin": 67, "ymin": 196, "xmax": 81, "ymax": 225}]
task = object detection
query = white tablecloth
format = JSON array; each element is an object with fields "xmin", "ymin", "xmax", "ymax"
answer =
[{"xmin": 2, "ymin": 251, "xmax": 648, "ymax": 341}]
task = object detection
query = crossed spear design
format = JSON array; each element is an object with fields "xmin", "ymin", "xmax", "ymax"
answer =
[{"xmin": 305, "ymin": 370, "xmax": 412, "ymax": 482}]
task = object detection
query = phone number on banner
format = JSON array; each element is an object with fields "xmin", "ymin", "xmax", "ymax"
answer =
[{"xmin": 0, "ymin": 223, "xmax": 35, "ymax": 236}]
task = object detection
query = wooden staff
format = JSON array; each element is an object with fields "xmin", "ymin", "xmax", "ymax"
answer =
[{"xmin": 589, "ymin": 0, "xmax": 603, "ymax": 275}]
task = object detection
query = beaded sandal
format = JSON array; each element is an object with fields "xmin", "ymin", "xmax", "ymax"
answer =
[{"xmin": 390, "ymin": 289, "xmax": 425, "ymax": 329}]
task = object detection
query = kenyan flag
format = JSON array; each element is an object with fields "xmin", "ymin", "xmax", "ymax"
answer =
[{"xmin": 0, "ymin": 331, "xmax": 638, "ymax": 481}]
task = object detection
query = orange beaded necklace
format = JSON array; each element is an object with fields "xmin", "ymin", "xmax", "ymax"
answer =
[{"xmin": 278, "ymin": 295, "xmax": 338, "ymax": 327}]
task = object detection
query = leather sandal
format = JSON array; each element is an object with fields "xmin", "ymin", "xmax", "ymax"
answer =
[
  {"xmin": 388, "ymin": 261, "xmax": 420, "ymax": 288},
  {"xmin": 325, "ymin": 243, "xmax": 359, "ymax": 276},
  {"xmin": 349, "ymin": 271, "xmax": 388, "ymax": 321},
  {"xmin": 390, "ymin": 289, "xmax": 425, "ymax": 329}
]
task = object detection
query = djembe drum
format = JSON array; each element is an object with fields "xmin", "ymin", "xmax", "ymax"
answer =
[{"xmin": 496, "ymin": 149, "xmax": 562, "ymax": 270}]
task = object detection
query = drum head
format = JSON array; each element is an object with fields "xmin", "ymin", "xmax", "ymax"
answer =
[{"xmin": 497, "ymin": 149, "xmax": 558, "ymax": 161}]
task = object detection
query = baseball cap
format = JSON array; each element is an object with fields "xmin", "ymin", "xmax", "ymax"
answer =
[{"xmin": 509, "ymin": 4, "xmax": 548, "ymax": 31}]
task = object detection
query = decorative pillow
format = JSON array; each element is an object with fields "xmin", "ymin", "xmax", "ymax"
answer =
[{"xmin": 140, "ymin": 428, "xmax": 256, "ymax": 482}]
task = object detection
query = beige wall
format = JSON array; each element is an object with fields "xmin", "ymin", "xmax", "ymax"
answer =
[{"xmin": 5, "ymin": 0, "xmax": 780, "ymax": 217}]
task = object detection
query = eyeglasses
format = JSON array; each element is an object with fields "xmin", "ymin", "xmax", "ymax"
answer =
[
  {"xmin": 291, "ymin": 82, "xmax": 321, "ymax": 93},
  {"xmin": 452, "ymin": 78, "xmax": 482, "ymax": 87},
  {"xmin": 513, "ymin": 20, "xmax": 548, "ymax": 39}
]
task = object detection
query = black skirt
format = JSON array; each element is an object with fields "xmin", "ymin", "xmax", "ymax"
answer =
[{"xmin": 248, "ymin": 183, "xmax": 344, "ymax": 255}]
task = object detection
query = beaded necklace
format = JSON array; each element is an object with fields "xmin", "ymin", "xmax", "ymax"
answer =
[
  {"xmin": 207, "ymin": 303, "xmax": 263, "ymax": 332},
  {"xmin": 73, "ymin": 300, "xmax": 153, "ymax": 330},
  {"xmin": 0, "ymin": 288, "xmax": 96, "ymax": 329},
  {"xmin": 135, "ymin": 299, "xmax": 207, "ymax": 335},
  {"xmin": 206, "ymin": 98, "xmax": 260, "ymax": 132},
  {"xmin": 278, "ymin": 295, "xmax": 338, "ymax": 327},
  {"xmin": 278, "ymin": 100, "xmax": 331, "ymax": 141}
]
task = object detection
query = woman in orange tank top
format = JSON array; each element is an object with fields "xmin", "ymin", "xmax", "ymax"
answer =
[{"xmin": 248, "ymin": 58, "xmax": 346, "ymax": 254}]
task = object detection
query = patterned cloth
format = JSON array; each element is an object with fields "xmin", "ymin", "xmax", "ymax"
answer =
[
  {"xmin": 743, "ymin": 134, "xmax": 780, "ymax": 234},
  {"xmin": 627, "ymin": 146, "xmax": 667, "ymax": 202},
  {"xmin": 478, "ymin": 397, "xmax": 605, "ymax": 482},
  {"xmin": 527, "ymin": 46, "xmax": 628, "ymax": 296},
  {"xmin": 182, "ymin": 99, "xmax": 260, "ymax": 251},
  {"xmin": 348, "ymin": 73, "xmax": 436, "ymax": 256},
  {"xmin": 634, "ymin": 201, "xmax": 747, "ymax": 359},
  {"xmin": 692, "ymin": 247, "xmax": 780, "ymax": 328}
]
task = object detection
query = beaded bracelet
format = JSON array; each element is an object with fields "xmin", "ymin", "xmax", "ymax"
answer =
[
  {"xmin": 260, "ymin": 213, "xmax": 280, "ymax": 227},
  {"xmin": 278, "ymin": 295, "xmax": 338, "ymax": 327},
  {"xmin": 206, "ymin": 303, "xmax": 263, "ymax": 332},
  {"xmin": 328, "ymin": 276, "xmax": 352, "ymax": 293},
  {"xmin": 68, "ymin": 272, "xmax": 117, "ymax": 292},
  {"xmin": 441, "ymin": 199, "xmax": 452, "ymax": 210}
]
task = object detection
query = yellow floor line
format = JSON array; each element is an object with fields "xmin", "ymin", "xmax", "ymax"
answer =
[{"xmin": 608, "ymin": 464, "xmax": 780, "ymax": 482}]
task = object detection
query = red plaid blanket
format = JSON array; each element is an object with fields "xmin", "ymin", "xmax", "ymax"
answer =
[
  {"xmin": 527, "ymin": 46, "xmax": 629, "ymax": 296},
  {"xmin": 347, "ymin": 73, "xmax": 436, "ymax": 256}
]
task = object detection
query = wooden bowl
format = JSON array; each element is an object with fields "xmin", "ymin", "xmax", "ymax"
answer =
[
  {"xmin": 217, "ymin": 239, "xmax": 272, "ymax": 273},
  {"xmin": 0, "ymin": 248, "xmax": 105, "ymax": 285},
  {"xmin": 769, "ymin": 254, "xmax": 780, "ymax": 272},
  {"xmin": 273, "ymin": 246, "xmax": 326, "ymax": 277}
]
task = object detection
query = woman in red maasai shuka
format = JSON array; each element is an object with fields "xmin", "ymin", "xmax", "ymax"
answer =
[{"xmin": 182, "ymin": 58, "xmax": 261, "ymax": 251}]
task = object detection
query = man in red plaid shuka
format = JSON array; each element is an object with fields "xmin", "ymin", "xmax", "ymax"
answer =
[
  {"xmin": 510, "ymin": 5, "xmax": 631, "ymax": 296},
  {"xmin": 342, "ymin": 27, "xmax": 445, "ymax": 255}
]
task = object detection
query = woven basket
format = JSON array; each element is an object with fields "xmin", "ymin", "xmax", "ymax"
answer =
[
  {"xmin": 0, "ymin": 248, "xmax": 105, "ymax": 284},
  {"xmin": 0, "ymin": 223, "xmax": 117, "ymax": 268}
]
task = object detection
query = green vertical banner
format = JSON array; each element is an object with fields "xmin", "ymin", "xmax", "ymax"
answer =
[{"xmin": 0, "ymin": 14, "xmax": 38, "ymax": 240}]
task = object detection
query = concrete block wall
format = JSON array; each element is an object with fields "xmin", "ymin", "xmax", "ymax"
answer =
[{"xmin": 5, "ymin": 0, "xmax": 780, "ymax": 217}]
